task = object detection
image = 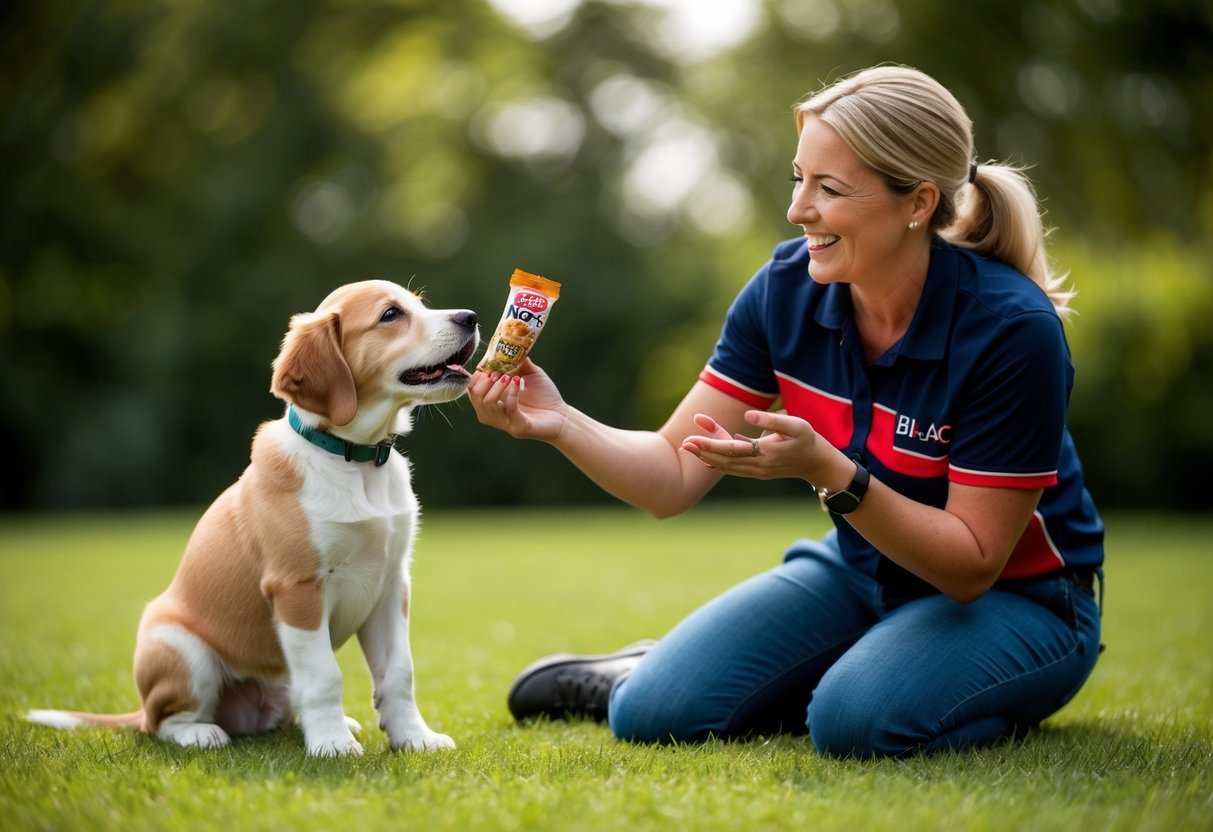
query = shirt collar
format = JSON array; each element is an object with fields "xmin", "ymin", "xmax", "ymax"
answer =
[{"xmin": 811, "ymin": 240, "xmax": 960, "ymax": 362}]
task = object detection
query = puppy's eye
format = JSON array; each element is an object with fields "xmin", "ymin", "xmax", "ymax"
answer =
[{"xmin": 380, "ymin": 306, "xmax": 403, "ymax": 323}]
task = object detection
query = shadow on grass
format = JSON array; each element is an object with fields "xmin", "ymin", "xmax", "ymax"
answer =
[{"xmin": 1018, "ymin": 718, "xmax": 1212, "ymax": 772}]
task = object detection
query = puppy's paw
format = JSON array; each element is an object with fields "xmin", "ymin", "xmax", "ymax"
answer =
[
  {"xmin": 305, "ymin": 728, "xmax": 364, "ymax": 757},
  {"xmin": 158, "ymin": 721, "xmax": 232, "ymax": 749},
  {"xmin": 389, "ymin": 729, "xmax": 455, "ymax": 753},
  {"xmin": 343, "ymin": 715, "xmax": 363, "ymax": 735}
]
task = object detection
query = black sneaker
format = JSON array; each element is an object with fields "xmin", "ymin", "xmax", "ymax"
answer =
[{"xmin": 507, "ymin": 640, "xmax": 657, "ymax": 723}]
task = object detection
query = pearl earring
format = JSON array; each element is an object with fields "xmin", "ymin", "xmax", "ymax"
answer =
[{"xmin": 909, "ymin": 220, "xmax": 919, "ymax": 230}]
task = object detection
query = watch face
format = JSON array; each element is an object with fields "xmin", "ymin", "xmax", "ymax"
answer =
[{"xmin": 826, "ymin": 491, "xmax": 861, "ymax": 514}]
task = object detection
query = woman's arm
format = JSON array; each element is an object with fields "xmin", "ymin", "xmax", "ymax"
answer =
[
  {"xmin": 850, "ymin": 474, "xmax": 1041, "ymax": 603},
  {"xmin": 682, "ymin": 409, "xmax": 1040, "ymax": 602},
  {"xmin": 468, "ymin": 362, "xmax": 755, "ymax": 518}
]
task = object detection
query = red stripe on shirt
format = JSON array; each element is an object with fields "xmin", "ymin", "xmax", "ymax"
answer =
[
  {"xmin": 949, "ymin": 465, "xmax": 1058, "ymax": 489},
  {"xmin": 698, "ymin": 367, "xmax": 779, "ymax": 409},
  {"xmin": 866, "ymin": 404, "xmax": 949, "ymax": 478},
  {"xmin": 999, "ymin": 512, "xmax": 1066, "ymax": 579},
  {"xmin": 776, "ymin": 372, "xmax": 854, "ymax": 450}
]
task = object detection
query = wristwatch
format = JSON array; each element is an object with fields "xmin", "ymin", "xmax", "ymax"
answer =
[{"xmin": 817, "ymin": 459, "xmax": 870, "ymax": 515}]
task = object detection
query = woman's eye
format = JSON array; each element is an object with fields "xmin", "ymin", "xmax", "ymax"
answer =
[
  {"xmin": 789, "ymin": 173, "xmax": 804, "ymax": 184},
  {"xmin": 380, "ymin": 306, "xmax": 402, "ymax": 323},
  {"xmin": 820, "ymin": 184, "xmax": 840, "ymax": 197}
]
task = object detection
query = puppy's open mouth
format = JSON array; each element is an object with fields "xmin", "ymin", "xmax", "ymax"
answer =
[{"xmin": 399, "ymin": 338, "xmax": 476, "ymax": 386}]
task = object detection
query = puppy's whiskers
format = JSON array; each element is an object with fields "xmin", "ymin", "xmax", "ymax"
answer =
[{"xmin": 415, "ymin": 402, "xmax": 458, "ymax": 430}]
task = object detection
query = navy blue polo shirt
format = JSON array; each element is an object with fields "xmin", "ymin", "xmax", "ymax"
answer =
[{"xmin": 700, "ymin": 237, "xmax": 1104, "ymax": 591}]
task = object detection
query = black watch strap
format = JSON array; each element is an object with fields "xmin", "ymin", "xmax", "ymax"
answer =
[{"xmin": 819, "ymin": 460, "xmax": 870, "ymax": 515}]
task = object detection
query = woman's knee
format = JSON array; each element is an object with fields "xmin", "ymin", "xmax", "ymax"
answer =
[
  {"xmin": 607, "ymin": 671, "xmax": 710, "ymax": 744},
  {"xmin": 807, "ymin": 663, "xmax": 916, "ymax": 759}
]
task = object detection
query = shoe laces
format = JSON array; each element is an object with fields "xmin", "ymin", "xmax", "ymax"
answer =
[{"xmin": 551, "ymin": 667, "xmax": 615, "ymax": 718}]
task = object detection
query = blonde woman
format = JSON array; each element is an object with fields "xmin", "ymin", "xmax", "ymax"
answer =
[{"xmin": 469, "ymin": 65, "xmax": 1104, "ymax": 758}]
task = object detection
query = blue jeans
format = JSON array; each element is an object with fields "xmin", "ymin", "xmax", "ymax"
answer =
[{"xmin": 608, "ymin": 532, "xmax": 1102, "ymax": 758}]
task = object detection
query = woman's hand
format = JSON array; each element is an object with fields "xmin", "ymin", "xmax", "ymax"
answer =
[
  {"xmin": 467, "ymin": 358, "xmax": 568, "ymax": 442},
  {"xmin": 680, "ymin": 409, "xmax": 831, "ymax": 483}
]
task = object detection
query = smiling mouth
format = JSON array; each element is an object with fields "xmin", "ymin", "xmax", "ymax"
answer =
[
  {"xmin": 399, "ymin": 338, "xmax": 476, "ymax": 385},
  {"xmin": 807, "ymin": 234, "xmax": 840, "ymax": 249}
]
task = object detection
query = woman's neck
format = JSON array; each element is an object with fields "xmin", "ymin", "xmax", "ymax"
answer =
[{"xmin": 849, "ymin": 245, "xmax": 931, "ymax": 362}]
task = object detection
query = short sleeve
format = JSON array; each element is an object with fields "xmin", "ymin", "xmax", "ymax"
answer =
[
  {"xmin": 947, "ymin": 311, "xmax": 1071, "ymax": 489},
  {"xmin": 698, "ymin": 269, "xmax": 780, "ymax": 409}
]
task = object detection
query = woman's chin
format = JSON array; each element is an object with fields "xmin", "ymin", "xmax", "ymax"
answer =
[{"xmin": 807, "ymin": 263, "xmax": 841, "ymax": 285}]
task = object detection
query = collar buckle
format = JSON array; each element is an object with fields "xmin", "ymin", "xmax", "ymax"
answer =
[{"xmin": 374, "ymin": 443, "xmax": 393, "ymax": 466}]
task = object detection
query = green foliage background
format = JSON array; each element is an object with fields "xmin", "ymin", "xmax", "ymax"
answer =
[{"xmin": 2, "ymin": 0, "xmax": 1210, "ymax": 510}]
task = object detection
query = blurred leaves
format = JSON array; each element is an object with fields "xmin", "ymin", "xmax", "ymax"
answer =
[
  {"xmin": 1, "ymin": 0, "xmax": 1210, "ymax": 509},
  {"xmin": 1061, "ymin": 235, "xmax": 1213, "ymax": 511}
]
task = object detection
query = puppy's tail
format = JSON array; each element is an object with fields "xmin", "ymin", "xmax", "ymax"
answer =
[{"xmin": 27, "ymin": 709, "xmax": 142, "ymax": 731}]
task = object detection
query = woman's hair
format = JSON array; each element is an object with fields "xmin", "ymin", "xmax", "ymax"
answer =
[{"xmin": 795, "ymin": 65, "xmax": 1073, "ymax": 319}]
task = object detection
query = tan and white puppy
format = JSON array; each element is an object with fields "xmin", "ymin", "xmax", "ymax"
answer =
[{"xmin": 28, "ymin": 280, "xmax": 478, "ymax": 756}]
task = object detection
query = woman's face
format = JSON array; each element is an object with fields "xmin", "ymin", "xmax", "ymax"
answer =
[{"xmin": 787, "ymin": 114, "xmax": 916, "ymax": 287}]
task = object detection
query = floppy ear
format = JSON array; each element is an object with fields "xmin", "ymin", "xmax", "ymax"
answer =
[{"xmin": 270, "ymin": 311, "xmax": 359, "ymax": 426}]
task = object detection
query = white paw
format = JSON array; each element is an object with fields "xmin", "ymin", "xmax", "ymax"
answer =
[
  {"xmin": 343, "ymin": 715, "xmax": 362, "ymax": 735},
  {"xmin": 158, "ymin": 721, "xmax": 232, "ymax": 749},
  {"xmin": 389, "ymin": 729, "xmax": 455, "ymax": 752},
  {"xmin": 306, "ymin": 728, "xmax": 364, "ymax": 757}
]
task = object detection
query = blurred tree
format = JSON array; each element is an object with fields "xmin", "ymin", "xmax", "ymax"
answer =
[{"xmin": 1, "ymin": 0, "xmax": 1209, "ymax": 511}]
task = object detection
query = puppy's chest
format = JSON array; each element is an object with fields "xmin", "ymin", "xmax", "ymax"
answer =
[{"xmin": 313, "ymin": 517, "xmax": 411, "ymax": 639}]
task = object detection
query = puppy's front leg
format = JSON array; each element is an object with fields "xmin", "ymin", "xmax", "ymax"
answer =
[
  {"xmin": 269, "ymin": 581, "xmax": 363, "ymax": 757},
  {"xmin": 358, "ymin": 577, "xmax": 454, "ymax": 752}
]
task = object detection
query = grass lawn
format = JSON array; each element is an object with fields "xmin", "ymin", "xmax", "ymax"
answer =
[{"xmin": 1, "ymin": 502, "xmax": 1210, "ymax": 831}]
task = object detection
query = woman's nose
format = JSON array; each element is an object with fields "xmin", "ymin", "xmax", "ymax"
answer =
[{"xmin": 788, "ymin": 190, "xmax": 817, "ymax": 226}]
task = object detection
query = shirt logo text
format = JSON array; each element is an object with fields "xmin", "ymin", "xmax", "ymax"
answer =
[{"xmin": 896, "ymin": 414, "xmax": 952, "ymax": 444}]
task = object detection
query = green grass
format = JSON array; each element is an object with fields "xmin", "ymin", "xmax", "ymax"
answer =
[{"xmin": 2, "ymin": 503, "xmax": 1210, "ymax": 831}]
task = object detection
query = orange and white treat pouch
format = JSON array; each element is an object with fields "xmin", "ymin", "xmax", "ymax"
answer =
[{"xmin": 479, "ymin": 268, "xmax": 561, "ymax": 374}]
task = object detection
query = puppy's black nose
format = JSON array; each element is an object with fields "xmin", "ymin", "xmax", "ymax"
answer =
[{"xmin": 451, "ymin": 310, "xmax": 478, "ymax": 330}]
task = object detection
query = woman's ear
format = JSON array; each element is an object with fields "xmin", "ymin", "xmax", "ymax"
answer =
[
  {"xmin": 270, "ymin": 311, "xmax": 358, "ymax": 426},
  {"xmin": 910, "ymin": 180, "xmax": 941, "ymax": 229}
]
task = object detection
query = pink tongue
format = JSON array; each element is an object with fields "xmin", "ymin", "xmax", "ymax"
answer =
[{"xmin": 447, "ymin": 363, "xmax": 471, "ymax": 377}]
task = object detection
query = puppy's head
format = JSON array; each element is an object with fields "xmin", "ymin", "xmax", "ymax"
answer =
[{"xmin": 271, "ymin": 280, "xmax": 479, "ymax": 428}]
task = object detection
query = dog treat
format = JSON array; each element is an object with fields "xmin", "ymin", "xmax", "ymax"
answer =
[{"xmin": 479, "ymin": 268, "xmax": 561, "ymax": 373}]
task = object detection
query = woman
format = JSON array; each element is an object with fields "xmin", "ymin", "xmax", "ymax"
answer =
[{"xmin": 468, "ymin": 65, "xmax": 1104, "ymax": 759}]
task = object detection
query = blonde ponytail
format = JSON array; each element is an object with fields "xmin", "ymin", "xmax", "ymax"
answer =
[{"xmin": 946, "ymin": 163, "xmax": 1074, "ymax": 319}]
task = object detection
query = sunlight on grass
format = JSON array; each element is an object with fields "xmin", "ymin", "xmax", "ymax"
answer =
[{"xmin": 1, "ymin": 504, "xmax": 1210, "ymax": 831}]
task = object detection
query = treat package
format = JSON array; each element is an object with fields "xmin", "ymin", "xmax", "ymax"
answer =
[{"xmin": 479, "ymin": 268, "xmax": 561, "ymax": 373}]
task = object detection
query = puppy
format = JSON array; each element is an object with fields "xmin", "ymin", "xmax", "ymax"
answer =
[{"xmin": 28, "ymin": 280, "xmax": 478, "ymax": 756}]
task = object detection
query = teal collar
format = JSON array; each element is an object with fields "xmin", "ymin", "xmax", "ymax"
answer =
[{"xmin": 287, "ymin": 405, "xmax": 395, "ymax": 466}]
